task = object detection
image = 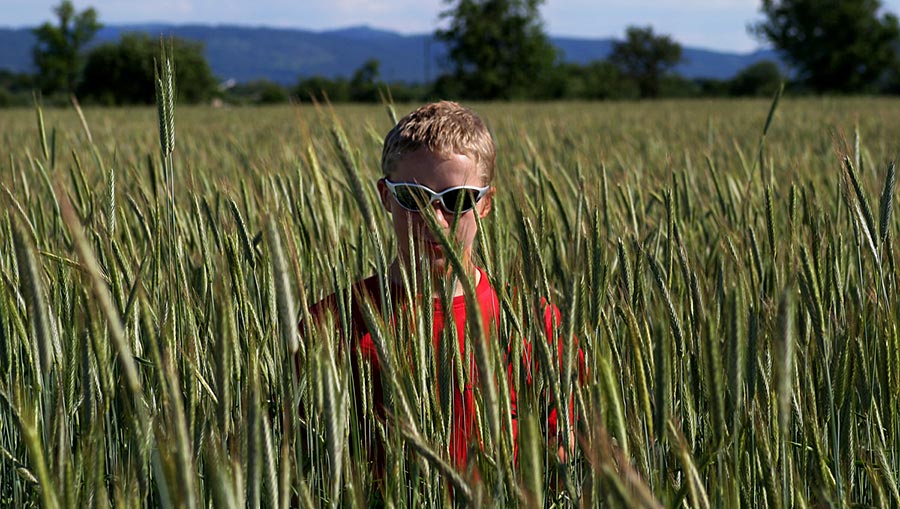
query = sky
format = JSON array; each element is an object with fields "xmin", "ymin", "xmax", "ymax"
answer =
[{"xmin": 4, "ymin": 0, "xmax": 900, "ymax": 53}]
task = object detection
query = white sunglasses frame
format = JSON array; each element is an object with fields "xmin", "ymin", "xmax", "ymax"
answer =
[{"xmin": 382, "ymin": 178, "xmax": 491, "ymax": 214}]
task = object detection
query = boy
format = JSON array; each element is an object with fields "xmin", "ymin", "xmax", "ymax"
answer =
[{"xmin": 304, "ymin": 101, "xmax": 577, "ymax": 477}]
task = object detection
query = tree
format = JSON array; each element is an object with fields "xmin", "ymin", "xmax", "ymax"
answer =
[
  {"xmin": 549, "ymin": 61, "xmax": 637, "ymax": 100},
  {"xmin": 32, "ymin": 0, "xmax": 101, "ymax": 96},
  {"xmin": 609, "ymin": 26, "xmax": 683, "ymax": 99},
  {"xmin": 225, "ymin": 80, "xmax": 289, "ymax": 105},
  {"xmin": 730, "ymin": 60, "xmax": 783, "ymax": 96},
  {"xmin": 255, "ymin": 81, "xmax": 289, "ymax": 104},
  {"xmin": 293, "ymin": 75, "xmax": 350, "ymax": 102},
  {"xmin": 752, "ymin": 0, "xmax": 900, "ymax": 93},
  {"xmin": 222, "ymin": 79, "xmax": 290, "ymax": 104},
  {"xmin": 694, "ymin": 78, "xmax": 731, "ymax": 97},
  {"xmin": 349, "ymin": 59, "xmax": 381, "ymax": 102},
  {"xmin": 0, "ymin": 70, "xmax": 34, "ymax": 107},
  {"xmin": 78, "ymin": 33, "xmax": 217, "ymax": 105},
  {"xmin": 659, "ymin": 75, "xmax": 700, "ymax": 98},
  {"xmin": 436, "ymin": 0, "xmax": 558, "ymax": 99}
]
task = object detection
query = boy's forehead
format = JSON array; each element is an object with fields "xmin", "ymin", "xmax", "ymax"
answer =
[
  {"xmin": 390, "ymin": 149, "xmax": 485, "ymax": 181},
  {"xmin": 395, "ymin": 148, "xmax": 473, "ymax": 168},
  {"xmin": 384, "ymin": 133, "xmax": 493, "ymax": 184}
]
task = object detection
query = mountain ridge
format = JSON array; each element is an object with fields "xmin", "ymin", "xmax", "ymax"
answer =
[{"xmin": 0, "ymin": 23, "xmax": 780, "ymax": 85}]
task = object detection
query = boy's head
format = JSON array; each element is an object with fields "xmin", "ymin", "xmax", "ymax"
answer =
[
  {"xmin": 381, "ymin": 101, "xmax": 495, "ymax": 185},
  {"xmin": 378, "ymin": 101, "xmax": 495, "ymax": 279}
]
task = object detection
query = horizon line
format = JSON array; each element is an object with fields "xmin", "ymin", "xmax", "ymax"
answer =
[{"xmin": 0, "ymin": 21, "xmax": 771, "ymax": 54}]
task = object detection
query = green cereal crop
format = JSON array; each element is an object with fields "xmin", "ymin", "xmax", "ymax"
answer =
[{"xmin": 1, "ymin": 94, "xmax": 900, "ymax": 507}]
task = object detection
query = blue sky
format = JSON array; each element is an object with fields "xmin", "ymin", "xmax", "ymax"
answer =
[{"xmin": 4, "ymin": 0, "xmax": 900, "ymax": 52}]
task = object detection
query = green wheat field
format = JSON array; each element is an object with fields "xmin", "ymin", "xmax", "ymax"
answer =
[{"xmin": 2, "ymin": 91, "xmax": 900, "ymax": 507}]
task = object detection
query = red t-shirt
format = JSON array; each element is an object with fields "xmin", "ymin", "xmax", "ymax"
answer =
[{"xmin": 304, "ymin": 266, "xmax": 580, "ymax": 471}]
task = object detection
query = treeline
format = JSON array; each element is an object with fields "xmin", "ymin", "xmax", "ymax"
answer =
[
  {"xmin": 286, "ymin": 59, "xmax": 784, "ymax": 104},
  {"xmin": 3, "ymin": 0, "xmax": 900, "ymax": 107},
  {"xmin": 0, "ymin": 38, "xmax": 784, "ymax": 108},
  {"xmin": 0, "ymin": 49, "xmax": 785, "ymax": 108}
]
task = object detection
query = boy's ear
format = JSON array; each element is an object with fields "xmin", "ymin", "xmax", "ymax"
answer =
[
  {"xmin": 478, "ymin": 186, "xmax": 495, "ymax": 218},
  {"xmin": 377, "ymin": 178, "xmax": 393, "ymax": 213}
]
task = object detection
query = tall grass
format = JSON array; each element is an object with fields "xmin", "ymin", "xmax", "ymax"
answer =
[{"xmin": 1, "ymin": 93, "xmax": 900, "ymax": 507}]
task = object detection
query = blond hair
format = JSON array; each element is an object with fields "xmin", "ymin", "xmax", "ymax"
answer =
[{"xmin": 381, "ymin": 101, "xmax": 496, "ymax": 184}]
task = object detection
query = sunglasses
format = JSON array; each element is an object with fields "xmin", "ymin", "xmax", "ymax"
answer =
[{"xmin": 383, "ymin": 179, "xmax": 490, "ymax": 214}]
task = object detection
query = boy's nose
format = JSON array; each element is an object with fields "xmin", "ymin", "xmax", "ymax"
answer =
[{"xmin": 431, "ymin": 203, "xmax": 451, "ymax": 227}]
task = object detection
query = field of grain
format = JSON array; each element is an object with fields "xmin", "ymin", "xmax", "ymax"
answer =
[{"xmin": 1, "ymin": 93, "xmax": 900, "ymax": 507}]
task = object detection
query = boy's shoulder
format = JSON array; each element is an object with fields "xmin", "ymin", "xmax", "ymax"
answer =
[
  {"xmin": 306, "ymin": 267, "xmax": 500, "ymax": 321},
  {"xmin": 300, "ymin": 275, "xmax": 385, "ymax": 344},
  {"xmin": 307, "ymin": 273, "xmax": 387, "ymax": 320}
]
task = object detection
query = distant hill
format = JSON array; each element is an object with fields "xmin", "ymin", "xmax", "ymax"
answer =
[{"xmin": 0, "ymin": 23, "xmax": 781, "ymax": 85}]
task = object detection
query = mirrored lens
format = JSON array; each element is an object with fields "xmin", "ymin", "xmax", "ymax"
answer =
[
  {"xmin": 442, "ymin": 189, "xmax": 478, "ymax": 213},
  {"xmin": 394, "ymin": 186, "xmax": 430, "ymax": 211}
]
